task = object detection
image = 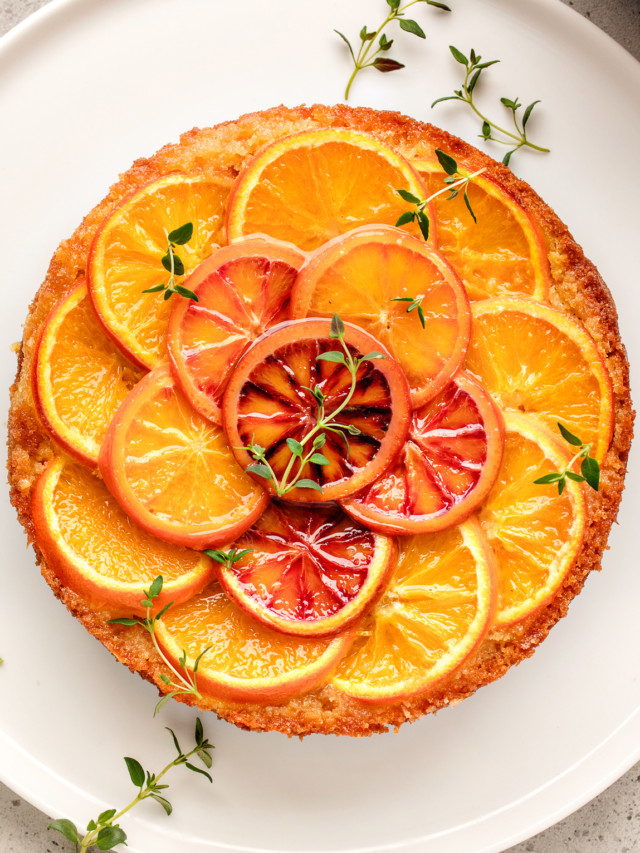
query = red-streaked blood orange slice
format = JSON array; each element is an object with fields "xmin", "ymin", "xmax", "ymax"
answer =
[
  {"xmin": 478, "ymin": 412, "xmax": 586, "ymax": 627},
  {"xmin": 167, "ymin": 236, "xmax": 305, "ymax": 424},
  {"xmin": 464, "ymin": 297, "xmax": 615, "ymax": 462},
  {"xmin": 216, "ymin": 503, "xmax": 396, "ymax": 637},
  {"xmin": 33, "ymin": 457, "xmax": 215, "ymax": 615},
  {"xmin": 88, "ymin": 173, "xmax": 228, "ymax": 369},
  {"xmin": 34, "ymin": 281, "xmax": 142, "ymax": 467},
  {"xmin": 222, "ymin": 318, "xmax": 411, "ymax": 502},
  {"xmin": 225, "ymin": 128, "xmax": 430, "ymax": 251},
  {"xmin": 342, "ymin": 372, "xmax": 504, "ymax": 534},
  {"xmin": 154, "ymin": 580, "xmax": 354, "ymax": 703},
  {"xmin": 413, "ymin": 156, "xmax": 551, "ymax": 302},
  {"xmin": 99, "ymin": 365, "xmax": 268, "ymax": 549},
  {"xmin": 331, "ymin": 517, "xmax": 496, "ymax": 702},
  {"xmin": 291, "ymin": 225, "xmax": 471, "ymax": 406}
]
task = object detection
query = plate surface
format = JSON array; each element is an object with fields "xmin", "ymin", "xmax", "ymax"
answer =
[{"xmin": 0, "ymin": 1, "xmax": 638, "ymax": 852}]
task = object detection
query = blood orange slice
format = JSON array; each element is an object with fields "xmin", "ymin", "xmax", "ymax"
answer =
[
  {"xmin": 225, "ymin": 128, "xmax": 429, "ymax": 251},
  {"xmin": 291, "ymin": 225, "xmax": 471, "ymax": 406},
  {"xmin": 331, "ymin": 518, "xmax": 496, "ymax": 702},
  {"xmin": 414, "ymin": 155, "xmax": 551, "ymax": 302},
  {"xmin": 33, "ymin": 457, "xmax": 214, "ymax": 615},
  {"xmin": 342, "ymin": 372, "xmax": 504, "ymax": 534},
  {"xmin": 99, "ymin": 365, "xmax": 268, "ymax": 548},
  {"xmin": 167, "ymin": 236, "xmax": 305, "ymax": 424},
  {"xmin": 88, "ymin": 173, "xmax": 228, "ymax": 369},
  {"xmin": 222, "ymin": 318, "xmax": 411, "ymax": 502},
  {"xmin": 215, "ymin": 503, "xmax": 396, "ymax": 637},
  {"xmin": 34, "ymin": 281, "xmax": 142, "ymax": 467},
  {"xmin": 154, "ymin": 580, "xmax": 354, "ymax": 704}
]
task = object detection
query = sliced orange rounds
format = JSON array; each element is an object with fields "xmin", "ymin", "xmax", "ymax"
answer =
[
  {"xmin": 34, "ymin": 281, "xmax": 142, "ymax": 466},
  {"xmin": 464, "ymin": 297, "xmax": 614, "ymax": 461},
  {"xmin": 478, "ymin": 412, "xmax": 586, "ymax": 627},
  {"xmin": 291, "ymin": 225, "xmax": 471, "ymax": 406},
  {"xmin": 99, "ymin": 365, "xmax": 268, "ymax": 549},
  {"xmin": 226, "ymin": 128, "xmax": 429, "ymax": 251},
  {"xmin": 222, "ymin": 318, "xmax": 411, "ymax": 502},
  {"xmin": 33, "ymin": 457, "xmax": 214, "ymax": 615},
  {"xmin": 89, "ymin": 173, "xmax": 228, "ymax": 370},
  {"xmin": 216, "ymin": 504, "xmax": 396, "ymax": 637},
  {"xmin": 331, "ymin": 518, "xmax": 496, "ymax": 703},
  {"xmin": 342, "ymin": 372, "xmax": 504, "ymax": 534},
  {"xmin": 155, "ymin": 580, "xmax": 354, "ymax": 704},
  {"xmin": 167, "ymin": 236, "xmax": 305, "ymax": 424},
  {"xmin": 414, "ymin": 156, "xmax": 551, "ymax": 302}
]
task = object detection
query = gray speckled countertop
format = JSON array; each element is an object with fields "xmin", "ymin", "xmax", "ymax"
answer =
[{"xmin": 1, "ymin": 1, "xmax": 640, "ymax": 851}]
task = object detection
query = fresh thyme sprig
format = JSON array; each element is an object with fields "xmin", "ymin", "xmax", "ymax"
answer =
[
  {"xmin": 49, "ymin": 718, "xmax": 213, "ymax": 853},
  {"xmin": 142, "ymin": 222, "xmax": 199, "ymax": 301},
  {"xmin": 242, "ymin": 314, "xmax": 385, "ymax": 496},
  {"xmin": 395, "ymin": 148, "xmax": 486, "ymax": 241},
  {"xmin": 391, "ymin": 295, "xmax": 426, "ymax": 328},
  {"xmin": 335, "ymin": 0, "xmax": 451, "ymax": 101},
  {"xmin": 204, "ymin": 547, "xmax": 255, "ymax": 568},
  {"xmin": 432, "ymin": 46, "xmax": 550, "ymax": 167},
  {"xmin": 110, "ymin": 576, "xmax": 211, "ymax": 716},
  {"xmin": 534, "ymin": 423, "xmax": 600, "ymax": 495}
]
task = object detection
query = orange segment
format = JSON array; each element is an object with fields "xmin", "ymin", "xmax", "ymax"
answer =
[
  {"xmin": 32, "ymin": 457, "xmax": 214, "ymax": 615},
  {"xmin": 155, "ymin": 580, "xmax": 354, "ymax": 703},
  {"xmin": 478, "ymin": 412, "xmax": 586, "ymax": 626},
  {"xmin": 464, "ymin": 297, "xmax": 614, "ymax": 461},
  {"xmin": 34, "ymin": 281, "xmax": 142, "ymax": 466},
  {"xmin": 99, "ymin": 365, "xmax": 268, "ymax": 549},
  {"xmin": 342, "ymin": 372, "xmax": 504, "ymax": 534},
  {"xmin": 226, "ymin": 128, "xmax": 429, "ymax": 251},
  {"xmin": 167, "ymin": 236, "xmax": 305, "ymax": 423},
  {"xmin": 414, "ymin": 156, "xmax": 551, "ymax": 302},
  {"xmin": 216, "ymin": 504, "xmax": 396, "ymax": 637},
  {"xmin": 89, "ymin": 174, "xmax": 229, "ymax": 369},
  {"xmin": 292, "ymin": 225, "xmax": 471, "ymax": 406},
  {"xmin": 222, "ymin": 318, "xmax": 411, "ymax": 502},
  {"xmin": 331, "ymin": 517, "xmax": 495, "ymax": 702}
]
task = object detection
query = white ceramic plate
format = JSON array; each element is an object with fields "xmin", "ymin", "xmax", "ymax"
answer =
[{"xmin": 0, "ymin": 1, "xmax": 638, "ymax": 851}]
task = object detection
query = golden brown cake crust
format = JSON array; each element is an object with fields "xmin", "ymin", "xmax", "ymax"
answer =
[{"xmin": 7, "ymin": 104, "xmax": 634, "ymax": 736}]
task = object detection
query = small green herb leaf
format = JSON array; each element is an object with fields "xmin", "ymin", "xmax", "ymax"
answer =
[
  {"xmin": 449, "ymin": 44, "xmax": 469, "ymax": 65},
  {"xmin": 295, "ymin": 478, "xmax": 324, "ymax": 493},
  {"xmin": 435, "ymin": 148, "xmax": 458, "ymax": 175},
  {"xmin": 557, "ymin": 423, "xmax": 583, "ymax": 447},
  {"xmin": 49, "ymin": 819, "xmax": 80, "ymax": 844},
  {"xmin": 581, "ymin": 455, "xmax": 600, "ymax": 491},
  {"xmin": 397, "ymin": 188, "xmax": 422, "ymax": 204},
  {"xmin": 286, "ymin": 437, "xmax": 304, "ymax": 457},
  {"xmin": 168, "ymin": 222, "xmax": 193, "ymax": 245},
  {"xmin": 96, "ymin": 825, "xmax": 127, "ymax": 851},
  {"xmin": 330, "ymin": 313, "xmax": 345, "ymax": 339},
  {"xmin": 373, "ymin": 57, "xmax": 405, "ymax": 72},
  {"xmin": 399, "ymin": 18, "xmax": 426, "ymax": 38},
  {"xmin": 125, "ymin": 756, "xmax": 145, "ymax": 788},
  {"xmin": 310, "ymin": 453, "xmax": 330, "ymax": 466},
  {"xmin": 317, "ymin": 350, "xmax": 347, "ymax": 364},
  {"xmin": 246, "ymin": 463, "xmax": 273, "ymax": 480}
]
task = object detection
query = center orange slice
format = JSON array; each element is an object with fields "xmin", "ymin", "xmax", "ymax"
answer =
[
  {"xmin": 463, "ymin": 297, "xmax": 614, "ymax": 461},
  {"xmin": 222, "ymin": 318, "xmax": 411, "ymax": 502},
  {"xmin": 33, "ymin": 457, "xmax": 215, "ymax": 615},
  {"xmin": 291, "ymin": 225, "xmax": 471, "ymax": 406},
  {"xmin": 99, "ymin": 365, "xmax": 268, "ymax": 549},
  {"xmin": 342, "ymin": 372, "xmax": 504, "ymax": 534},
  {"xmin": 331, "ymin": 518, "xmax": 496, "ymax": 703},
  {"xmin": 167, "ymin": 236, "xmax": 305, "ymax": 424},
  {"xmin": 154, "ymin": 580, "xmax": 354, "ymax": 704},
  {"xmin": 225, "ymin": 128, "xmax": 429, "ymax": 251},
  {"xmin": 88, "ymin": 173, "xmax": 229, "ymax": 369},
  {"xmin": 216, "ymin": 504, "xmax": 396, "ymax": 637},
  {"xmin": 413, "ymin": 155, "xmax": 551, "ymax": 302}
]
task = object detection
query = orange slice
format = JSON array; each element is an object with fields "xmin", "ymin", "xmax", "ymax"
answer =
[
  {"xmin": 155, "ymin": 580, "xmax": 354, "ymax": 703},
  {"xmin": 342, "ymin": 372, "xmax": 504, "ymax": 534},
  {"xmin": 414, "ymin": 156, "xmax": 551, "ymax": 301},
  {"xmin": 88, "ymin": 173, "xmax": 229, "ymax": 369},
  {"xmin": 331, "ymin": 517, "xmax": 495, "ymax": 702},
  {"xmin": 216, "ymin": 504, "xmax": 396, "ymax": 637},
  {"xmin": 34, "ymin": 281, "xmax": 142, "ymax": 467},
  {"xmin": 167, "ymin": 236, "xmax": 305, "ymax": 424},
  {"xmin": 291, "ymin": 225, "xmax": 471, "ymax": 406},
  {"xmin": 478, "ymin": 412, "xmax": 586, "ymax": 626},
  {"xmin": 225, "ymin": 128, "xmax": 429, "ymax": 251},
  {"xmin": 99, "ymin": 365, "xmax": 268, "ymax": 549},
  {"xmin": 463, "ymin": 297, "xmax": 614, "ymax": 461},
  {"xmin": 32, "ymin": 457, "xmax": 214, "ymax": 615},
  {"xmin": 222, "ymin": 318, "xmax": 411, "ymax": 502}
]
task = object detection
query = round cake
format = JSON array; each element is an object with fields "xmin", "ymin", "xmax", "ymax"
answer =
[{"xmin": 7, "ymin": 104, "xmax": 634, "ymax": 736}]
